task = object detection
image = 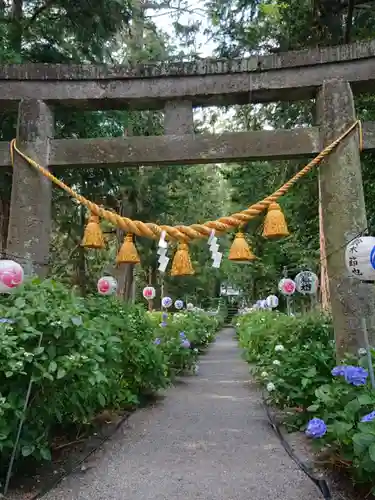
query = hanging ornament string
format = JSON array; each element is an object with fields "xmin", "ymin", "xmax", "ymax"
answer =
[{"xmin": 10, "ymin": 120, "xmax": 361, "ymax": 242}]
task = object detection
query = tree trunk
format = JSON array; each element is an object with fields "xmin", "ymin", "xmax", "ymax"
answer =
[
  {"xmin": 0, "ymin": 196, "xmax": 10, "ymax": 258},
  {"xmin": 10, "ymin": 0, "xmax": 23, "ymax": 54}
]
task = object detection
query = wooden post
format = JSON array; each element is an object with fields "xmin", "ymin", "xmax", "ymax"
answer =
[
  {"xmin": 316, "ymin": 79, "xmax": 375, "ymax": 357},
  {"xmin": 7, "ymin": 100, "xmax": 53, "ymax": 277}
]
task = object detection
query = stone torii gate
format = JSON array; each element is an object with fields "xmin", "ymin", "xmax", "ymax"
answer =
[{"xmin": 1, "ymin": 40, "xmax": 375, "ymax": 354}]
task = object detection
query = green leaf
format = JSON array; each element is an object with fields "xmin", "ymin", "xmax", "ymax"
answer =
[
  {"xmin": 307, "ymin": 404, "xmax": 320, "ymax": 412},
  {"xmin": 40, "ymin": 447, "xmax": 52, "ymax": 461},
  {"xmin": 48, "ymin": 361, "xmax": 57, "ymax": 373},
  {"xmin": 97, "ymin": 393, "xmax": 106, "ymax": 407},
  {"xmin": 34, "ymin": 346, "xmax": 45, "ymax": 355},
  {"xmin": 57, "ymin": 368, "xmax": 66, "ymax": 380},
  {"xmin": 305, "ymin": 367, "xmax": 317, "ymax": 378},
  {"xmin": 352, "ymin": 432, "xmax": 375, "ymax": 452},
  {"xmin": 331, "ymin": 420, "xmax": 353, "ymax": 437},
  {"xmin": 71, "ymin": 316, "xmax": 83, "ymax": 326},
  {"xmin": 14, "ymin": 297, "xmax": 26, "ymax": 308},
  {"xmin": 21, "ymin": 444, "xmax": 35, "ymax": 457},
  {"xmin": 358, "ymin": 394, "xmax": 374, "ymax": 406}
]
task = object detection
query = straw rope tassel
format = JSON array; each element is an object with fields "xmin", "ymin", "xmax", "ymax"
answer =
[
  {"xmin": 9, "ymin": 120, "xmax": 362, "ymax": 242},
  {"xmin": 262, "ymin": 202, "xmax": 289, "ymax": 238},
  {"xmin": 116, "ymin": 233, "xmax": 141, "ymax": 264},
  {"xmin": 228, "ymin": 232, "xmax": 256, "ymax": 262},
  {"xmin": 82, "ymin": 213, "xmax": 105, "ymax": 249},
  {"xmin": 171, "ymin": 242, "xmax": 194, "ymax": 276}
]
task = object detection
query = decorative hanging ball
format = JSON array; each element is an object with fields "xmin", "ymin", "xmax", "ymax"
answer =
[
  {"xmin": 278, "ymin": 278, "xmax": 296, "ymax": 296},
  {"xmin": 266, "ymin": 295, "xmax": 279, "ymax": 309},
  {"xmin": 143, "ymin": 286, "xmax": 156, "ymax": 300},
  {"xmin": 0, "ymin": 260, "xmax": 24, "ymax": 294},
  {"xmin": 97, "ymin": 276, "xmax": 118, "ymax": 296},
  {"xmin": 345, "ymin": 236, "xmax": 375, "ymax": 282},
  {"xmin": 186, "ymin": 302, "xmax": 194, "ymax": 311},
  {"xmin": 161, "ymin": 296, "xmax": 173, "ymax": 308},
  {"xmin": 295, "ymin": 271, "xmax": 319, "ymax": 295},
  {"xmin": 174, "ymin": 299, "xmax": 184, "ymax": 310}
]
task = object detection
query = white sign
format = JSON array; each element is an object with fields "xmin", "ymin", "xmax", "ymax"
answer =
[
  {"xmin": 345, "ymin": 236, "xmax": 375, "ymax": 282},
  {"xmin": 295, "ymin": 271, "xmax": 319, "ymax": 295}
]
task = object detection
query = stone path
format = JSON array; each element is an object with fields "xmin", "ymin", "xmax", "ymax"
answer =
[{"xmin": 42, "ymin": 328, "xmax": 319, "ymax": 500}]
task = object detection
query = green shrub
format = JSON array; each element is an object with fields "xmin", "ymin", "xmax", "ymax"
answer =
[
  {"xmin": 237, "ymin": 310, "xmax": 334, "ymax": 410},
  {"xmin": 237, "ymin": 309, "xmax": 375, "ymax": 491},
  {"xmin": 305, "ymin": 358, "xmax": 375, "ymax": 490},
  {"xmin": 151, "ymin": 310, "xmax": 219, "ymax": 374},
  {"xmin": 0, "ymin": 278, "xmax": 217, "ymax": 475}
]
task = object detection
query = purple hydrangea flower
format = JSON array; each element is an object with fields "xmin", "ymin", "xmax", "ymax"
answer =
[
  {"xmin": 179, "ymin": 332, "xmax": 186, "ymax": 338},
  {"xmin": 361, "ymin": 410, "xmax": 375, "ymax": 423},
  {"xmin": 160, "ymin": 322, "xmax": 167, "ymax": 328},
  {"xmin": 344, "ymin": 366, "xmax": 368, "ymax": 386},
  {"xmin": 162, "ymin": 312, "xmax": 168, "ymax": 321},
  {"xmin": 154, "ymin": 338, "xmax": 161, "ymax": 345},
  {"xmin": 181, "ymin": 339, "xmax": 191, "ymax": 349},
  {"xmin": 305, "ymin": 418, "xmax": 327, "ymax": 439}
]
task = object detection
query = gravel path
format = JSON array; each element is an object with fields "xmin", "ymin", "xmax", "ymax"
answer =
[{"xmin": 42, "ymin": 328, "xmax": 319, "ymax": 500}]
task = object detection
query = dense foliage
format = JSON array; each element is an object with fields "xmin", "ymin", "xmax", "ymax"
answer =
[
  {"xmin": 237, "ymin": 311, "xmax": 375, "ymax": 491},
  {"xmin": 0, "ymin": 278, "xmax": 219, "ymax": 475}
]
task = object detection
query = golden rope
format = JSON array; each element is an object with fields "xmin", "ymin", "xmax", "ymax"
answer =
[{"xmin": 10, "ymin": 120, "xmax": 361, "ymax": 242}]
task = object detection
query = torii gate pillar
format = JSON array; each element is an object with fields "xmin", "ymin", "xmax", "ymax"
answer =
[{"xmin": 317, "ymin": 79, "xmax": 375, "ymax": 358}]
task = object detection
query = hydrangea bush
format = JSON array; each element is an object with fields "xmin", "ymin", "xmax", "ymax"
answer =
[
  {"xmin": 151, "ymin": 310, "xmax": 220, "ymax": 375},
  {"xmin": 236, "ymin": 309, "xmax": 375, "ymax": 491},
  {"xmin": 237, "ymin": 310, "xmax": 334, "ymax": 410},
  {"xmin": 0, "ymin": 279, "xmax": 219, "ymax": 476},
  {"xmin": 305, "ymin": 363, "xmax": 375, "ymax": 490}
]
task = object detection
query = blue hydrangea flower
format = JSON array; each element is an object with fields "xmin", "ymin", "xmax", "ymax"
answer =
[
  {"xmin": 332, "ymin": 365, "xmax": 368, "ymax": 386},
  {"xmin": 344, "ymin": 366, "xmax": 368, "ymax": 386},
  {"xmin": 162, "ymin": 312, "xmax": 168, "ymax": 321},
  {"xmin": 160, "ymin": 322, "xmax": 167, "ymax": 328},
  {"xmin": 154, "ymin": 338, "xmax": 161, "ymax": 345},
  {"xmin": 332, "ymin": 366, "xmax": 346, "ymax": 377},
  {"xmin": 179, "ymin": 332, "xmax": 186, "ymax": 338},
  {"xmin": 181, "ymin": 339, "xmax": 190, "ymax": 349},
  {"xmin": 305, "ymin": 418, "xmax": 327, "ymax": 439},
  {"xmin": 361, "ymin": 410, "xmax": 375, "ymax": 423}
]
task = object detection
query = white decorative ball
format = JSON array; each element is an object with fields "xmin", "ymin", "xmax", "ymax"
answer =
[
  {"xmin": 161, "ymin": 296, "xmax": 172, "ymax": 308},
  {"xmin": 278, "ymin": 278, "xmax": 296, "ymax": 296},
  {"xmin": 0, "ymin": 260, "xmax": 24, "ymax": 294},
  {"xmin": 174, "ymin": 299, "xmax": 184, "ymax": 310},
  {"xmin": 266, "ymin": 295, "xmax": 279, "ymax": 309},
  {"xmin": 143, "ymin": 286, "xmax": 156, "ymax": 300},
  {"xmin": 97, "ymin": 276, "xmax": 117, "ymax": 296}
]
